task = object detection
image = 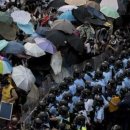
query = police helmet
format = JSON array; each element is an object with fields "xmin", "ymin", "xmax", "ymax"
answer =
[
  {"xmin": 94, "ymin": 70, "xmax": 103, "ymax": 79},
  {"xmin": 59, "ymin": 105, "xmax": 68, "ymax": 116},
  {"xmin": 84, "ymin": 62, "xmax": 93, "ymax": 72},
  {"xmin": 109, "ymin": 56, "xmax": 116, "ymax": 64}
]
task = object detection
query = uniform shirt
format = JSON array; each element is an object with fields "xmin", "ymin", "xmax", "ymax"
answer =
[
  {"xmin": 72, "ymin": 95, "xmax": 80, "ymax": 105},
  {"xmin": 123, "ymin": 77, "xmax": 130, "ymax": 88},
  {"xmin": 114, "ymin": 69, "xmax": 124, "ymax": 79},
  {"xmin": 68, "ymin": 102, "xmax": 74, "ymax": 113},
  {"xmin": 116, "ymin": 82, "xmax": 125, "ymax": 95},
  {"xmin": 91, "ymin": 79, "xmax": 106, "ymax": 93},
  {"xmin": 69, "ymin": 84, "xmax": 77, "ymax": 95},
  {"xmin": 56, "ymin": 94, "xmax": 63, "ymax": 102},
  {"xmin": 84, "ymin": 71, "xmax": 95, "ymax": 81},
  {"xmin": 94, "ymin": 106, "xmax": 104, "ymax": 123},
  {"xmin": 103, "ymin": 71, "xmax": 112, "ymax": 85},
  {"xmin": 122, "ymin": 58, "xmax": 128, "ymax": 68},
  {"xmin": 74, "ymin": 78, "xmax": 85, "ymax": 88},
  {"xmin": 85, "ymin": 99, "xmax": 94, "ymax": 112}
]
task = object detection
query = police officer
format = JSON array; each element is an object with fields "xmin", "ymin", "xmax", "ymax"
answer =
[{"xmin": 83, "ymin": 62, "xmax": 95, "ymax": 82}]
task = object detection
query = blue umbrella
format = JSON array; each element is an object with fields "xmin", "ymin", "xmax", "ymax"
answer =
[
  {"xmin": 2, "ymin": 41, "xmax": 25, "ymax": 55},
  {"xmin": 58, "ymin": 10, "xmax": 76, "ymax": 21}
]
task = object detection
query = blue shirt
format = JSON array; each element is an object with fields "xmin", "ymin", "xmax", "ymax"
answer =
[
  {"xmin": 122, "ymin": 58, "xmax": 128, "ymax": 68},
  {"xmin": 56, "ymin": 94, "xmax": 63, "ymax": 102},
  {"xmin": 116, "ymin": 82, "xmax": 125, "ymax": 95},
  {"xmin": 114, "ymin": 69, "xmax": 124, "ymax": 79},
  {"xmin": 74, "ymin": 78, "xmax": 85, "ymax": 87},
  {"xmin": 123, "ymin": 77, "xmax": 130, "ymax": 88},
  {"xmin": 72, "ymin": 96, "xmax": 80, "ymax": 105},
  {"xmin": 103, "ymin": 71, "xmax": 112, "ymax": 85},
  {"xmin": 91, "ymin": 79, "xmax": 106, "ymax": 93},
  {"xmin": 69, "ymin": 84, "xmax": 77, "ymax": 95},
  {"xmin": 68, "ymin": 102, "xmax": 74, "ymax": 113},
  {"xmin": 84, "ymin": 71, "xmax": 95, "ymax": 81}
]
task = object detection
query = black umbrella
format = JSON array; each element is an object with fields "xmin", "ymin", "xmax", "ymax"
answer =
[
  {"xmin": 72, "ymin": 6, "xmax": 106, "ymax": 24},
  {"xmin": 36, "ymin": 26, "xmax": 50, "ymax": 36},
  {"xmin": 67, "ymin": 34, "xmax": 84, "ymax": 53},
  {"xmin": 47, "ymin": 0, "xmax": 68, "ymax": 8},
  {"xmin": 45, "ymin": 30, "xmax": 67, "ymax": 48}
]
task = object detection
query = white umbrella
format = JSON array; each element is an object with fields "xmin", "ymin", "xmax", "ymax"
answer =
[
  {"xmin": 12, "ymin": 65, "xmax": 36, "ymax": 92},
  {"xmin": 50, "ymin": 51, "xmax": 62, "ymax": 75},
  {"xmin": 100, "ymin": 0, "xmax": 118, "ymax": 10},
  {"xmin": 24, "ymin": 42, "xmax": 45, "ymax": 57},
  {"xmin": 11, "ymin": 10, "xmax": 31, "ymax": 24},
  {"xmin": 58, "ymin": 5, "xmax": 78, "ymax": 12}
]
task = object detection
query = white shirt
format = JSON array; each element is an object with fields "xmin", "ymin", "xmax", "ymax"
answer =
[
  {"xmin": 84, "ymin": 42, "xmax": 91, "ymax": 53},
  {"xmin": 85, "ymin": 99, "xmax": 94, "ymax": 112}
]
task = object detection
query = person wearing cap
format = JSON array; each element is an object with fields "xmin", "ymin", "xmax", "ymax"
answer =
[{"xmin": 1, "ymin": 78, "xmax": 18, "ymax": 103}]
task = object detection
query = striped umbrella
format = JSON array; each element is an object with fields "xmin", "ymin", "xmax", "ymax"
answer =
[{"xmin": 0, "ymin": 56, "xmax": 12, "ymax": 74}]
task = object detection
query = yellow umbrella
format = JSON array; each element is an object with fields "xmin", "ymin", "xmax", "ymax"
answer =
[{"xmin": 65, "ymin": 0, "xmax": 88, "ymax": 6}]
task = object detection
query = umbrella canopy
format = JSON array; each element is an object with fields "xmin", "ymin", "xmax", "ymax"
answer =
[
  {"xmin": 58, "ymin": 10, "xmax": 76, "ymax": 21},
  {"xmin": 2, "ymin": 41, "xmax": 25, "ymax": 55},
  {"xmin": 47, "ymin": 0, "xmax": 67, "ymax": 8},
  {"xmin": 36, "ymin": 26, "xmax": 50, "ymax": 36},
  {"xmin": 12, "ymin": 65, "xmax": 36, "ymax": 92},
  {"xmin": 17, "ymin": 22, "xmax": 35, "ymax": 35},
  {"xmin": 100, "ymin": 0, "xmax": 118, "ymax": 10},
  {"xmin": 0, "ymin": 56, "xmax": 12, "ymax": 74},
  {"xmin": 65, "ymin": 0, "xmax": 88, "ymax": 6},
  {"xmin": 67, "ymin": 34, "xmax": 84, "ymax": 53},
  {"xmin": 24, "ymin": 42, "xmax": 46, "ymax": 57},
  {"xmin": 0, "ymin": 11, "xmax": 13, "ymax": 25},
  {"xmin": 0, "ymin": 40, "xmax": 8, "ymax": 51},
  {"xmin": 51, "ymin": 19, "xmax": 76, "ymax": 34},
  {"xmin": 0, "ymin": 22, "xmax": 17, "ymax": 40},
  {"xmin": 34, "ymin": 37, "xmax": 57, "ymax": 54},
  {"xmin": 50, "ymin": 51, "xmax": 63, "ymax": 75},
  {"xmin": 100, "ymin": 6, "xmax": 119, "ymax": 19},
  {"xmin": 11, "ymin": 10, "xmax": 31, "ymax": 24},
  {"xmin": 58, "ymin": 5, "xmax": 78, "ymax": 12},
  {"xmin": 45, "ymin": 30, "xmax": 67, "ymax": 48},
  {"xmin": 72, "ymin": 6, "xmax": 106, "ymax": 24},
  {"xmin": 85, "ymin": 1, "xmax": 100, "ymax": 10}
]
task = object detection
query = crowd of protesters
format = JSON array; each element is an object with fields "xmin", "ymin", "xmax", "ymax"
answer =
[{"xmin": 0, "ymin": 0, "xmax": 130, "ymax": 130}]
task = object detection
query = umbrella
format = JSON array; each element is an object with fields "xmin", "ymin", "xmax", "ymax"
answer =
[
  {"xmin": 85, "ymin": 1, "xmax": 100, "ymax": 10},
  {"xmin": 58, "ymin": 5, "xmax": 78, "ymax": 12},
  {"xmin": 17, "ymin": 22, "xmax": 35, "ymax": 35},
  {"xmin": 24, "ymin": 42, "xmax": 46, "ymax": 57},
  {"xmin": 27, "ymin": 84, "xmax": 39, "ymax": 104},
  {"xmin": 51, "ymin": 19, "xmax": 76, "ymax": 34},
  {"xmin": 0, "ymin": 11, "xmax": 13, "ymax": 25},
  {"xmin": 12, "ymin": 65, "xmax": 36, "ymax": 92},
  {"xmin": 36, "ymin": 26, "xmax": 50, "ymax": 36},
  {"xmin": 50, "ymin": 51, "xmax": 63, "ymax": 75},
  {"xmin": 0, "ymin": 22, "xmax": 17, "ymax": 40},
  {"xmin": 0, "ymin": 40, "xmax": 8, "ymax": 51},
  {"xmin": 2, "ymin": 41, "xmax": 25, "ymax": 55},
  {"xmin": 72, "ymin": 6, "xmax": 106, "ymax": 24},
  {"xmin": 0, "ymin": 55, "xmax": 12, "ymax": 74},
  {"xmin": 65, "ymin": 0, "xmax": 88, "ymax": 6},
  {"xmin": 67, "ymin": 34, "xmax": 84, "ymax": 53},
  {"xmin": 58, "ymin": 10, "xmax": 76, "ymax": 21},
  {"xmin": 86, "ymin": 6, "xmax": 106, "ymax": 20},
  {"xmin": 47, "ymin": 0, "xmax": 67, "ymax": 8},
  {"xmin": 34, "ymin": 37, "xmax": 57, "ymax": 54},
  {"xmin": 45, "ymin": 30, "xmax": 67, "ymax": 48},
  {"xmin": 100, "ymin": 0, "xmax": 118, "ymax": 10},
  {"xmin": 100, "ymin": 6, "xmax": 120, "ymax": 19},
  {"xmin": 11, "ymin": 10, "xmax": 31, "ymax": 24}
]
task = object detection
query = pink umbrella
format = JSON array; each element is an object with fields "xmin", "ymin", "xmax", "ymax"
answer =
[{"xmin": 34, "ymin": 37, "xmax": 57, "ymax": 54}]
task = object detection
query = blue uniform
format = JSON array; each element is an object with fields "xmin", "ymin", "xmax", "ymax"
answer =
[
  {"xmin": 68, "ymin": 102, "xmax": 74, "ymax": 113},
  {"xmin": 72, "ymin": 95, "xmax": 80, "ymax": 105},
  {"xmin": 91, "ymin": 79, "xmax": 106, "ymax": 93},
  {"xmin": 49, "ymin": 104, "xmax": 58, "ymax": 116},
  {"xmin": 123, "ymin": 77, "xmax": 130, "ymax": 88},
  {"xmin": 74, "ymin": 78, "xmax": 85, "ymax": 87},
  {"xmin": 114, "ymin": 69, "xmax": 124, "ymax": 79},
  {"xmin": 103, "ymin": 71, "xmax": 112, "ymax": 85},
  {"xmin": 56, "ymin": 94, "xmax": 63, "ymax": 102},
  {"xmin": 69, "ymin": 84, "xmax": 77, "ymax": 95},
  {"xmin": 84, "ymin": 71, "xmax": 95, "ymax": 81},
  {"xmin": 122, "ymin": 58, "xmax": 128, "ymax": 68},
  {"xmin": 116, "ymin": 82, "xmax": 125, "ymax": 95}
]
